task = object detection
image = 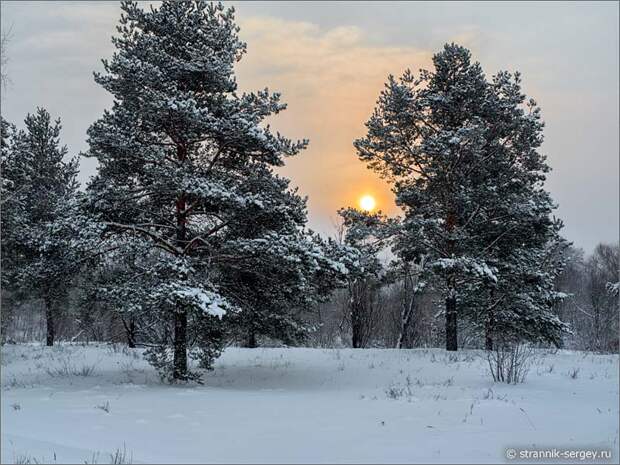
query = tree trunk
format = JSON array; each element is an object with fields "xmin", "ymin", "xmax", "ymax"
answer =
[
  {"xmin": 351, "ymin": 309, "xmax": 362, "ymax": 348},
  {"xmin": 445, "ymin": 211, "xmax": 458, "ymax": 352},
  {"xmin": 396, "ymin": 293, "xmax": 416, "ymax": 349},
  {"xmin": 485, "ymin": 326, "xmax": 493, "ymax": 351},
  {"xmin": 246, "ymin": 328, "xmax": 257, "ymax": 348},
  {"xmin": 593, "ymin": 301, "xmax": 600, "ymax": 351},
  {"xmin": 173, "ymin": 309, "xmax": 188, "ymax": 379},
  {"xmin": 173, "ymin": 144, "xmax": 188, "ymax": 381},
  {"xmin": 485, "ymin": 296, "xmax": 494, "ymax": 351},
  {"xmin": 45, "ymin": 295, "xmax": 54, "ymax": 347},
  {"xmin": 445, "ymin": 295, "xmax": 457, "ymax": 351},
  {"xmin": 126, "ymin": 317, "xmax": 136, "ymax": 348},
  {"xmin": 351, "ymin": 282, "xmax": 364, "ymax": 348}
]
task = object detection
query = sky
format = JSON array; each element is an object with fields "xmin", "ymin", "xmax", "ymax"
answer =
[{"xmin": 0, "ymin": 1, "xmax": 618, "ymax": 252}]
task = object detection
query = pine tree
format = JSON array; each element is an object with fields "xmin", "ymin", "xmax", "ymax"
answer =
[
  {"xmin": 86, "ymin": 1, "xmax": 354, "ymax": 380},
  {"xmin": 1, "ymin": 109, "xmax": 80, "ymax": 345},
  {"xmin": 471, "ymin": 233, "xmax": 570, "ymax": 350},
  {"xmin": 76, "ymin": 236, "xmax": 153, "ymax": 347},
  {"xmin": 220, "ymin": 167, "xmax": 355, "ymax": 348},
  {"xmin": 1, "ymin": 116, "xmax": 19, "ymax": 341},
  {"xmin": 1, "ymin": 116, "xmax": 18, "ymax": 281},
  {"xmin": 463, "ymin": 70, "xmax": 570, "ymax": 349},
  {"xmin": 355, "ymin": 44, "xmax": 568, "ymax": 350}
]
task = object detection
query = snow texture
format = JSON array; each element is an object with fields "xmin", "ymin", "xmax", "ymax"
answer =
[{"xmin": 1, "ymin": 344, "xmax": 618, "ymax": 464}]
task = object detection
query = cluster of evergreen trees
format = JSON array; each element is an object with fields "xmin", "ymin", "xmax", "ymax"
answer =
[
  {"xmin": 1, "ymin": 1, "xmax": 357, "ymax": 381},
  {"xmin": 339, "ymin": 45, "xmax": 571, "ymax": 352},
  {"xmin": 3, "ymin": 1, "xmax": 610, "ymax": 382}
]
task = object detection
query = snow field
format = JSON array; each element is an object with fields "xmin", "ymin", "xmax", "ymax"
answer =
[{"xmin": 1, "ymin": 344, "xmax": 618, "ymax": 463}]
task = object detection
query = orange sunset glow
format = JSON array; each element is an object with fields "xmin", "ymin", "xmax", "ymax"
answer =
[{"xmin": 0, "ymin": 2, "xmax": 617, "ymax": 250}]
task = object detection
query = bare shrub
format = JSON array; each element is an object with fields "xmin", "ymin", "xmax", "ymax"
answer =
[
  {"xmin": 12, "ymin": 453, "xmax": 40, "ymax": 464},
  {"xmin": 45, "ymin": 358, "xmax": 97, "ymax": 377},
  {"xmin": 385, "ymin": 375, "xmax": 415, "ymax": 401},
  {"xmin": 83, "ymin": 444, "xmax": 132, "ymax": 464},
  {"xmin": 486, "ymin": 341, "xmax": 535, "ymax": 384},
  {"xmin": 110, "ymin": 444, "xmax": 132, "ymax": 464}
]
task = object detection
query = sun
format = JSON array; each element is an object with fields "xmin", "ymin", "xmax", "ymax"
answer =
[{"xmin": 359, "ymin": 194, "xmax": 376, "ymax": 212}]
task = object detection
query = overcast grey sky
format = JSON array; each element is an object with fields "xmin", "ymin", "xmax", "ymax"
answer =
[{"xmin": 1, "ymin": 1, "xmax": 618, "ymax": 252}]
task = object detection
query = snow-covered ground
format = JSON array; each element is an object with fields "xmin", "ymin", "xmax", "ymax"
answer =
[{"xmin": 1, "ymin": 344, "xmax": 618, "ymax": 464}]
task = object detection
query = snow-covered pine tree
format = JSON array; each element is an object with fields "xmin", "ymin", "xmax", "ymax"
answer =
[
  {"xmin": 1, "ymin": 109, "xmax": 80, "ymax": 345},
  {"xmin": 223, "ymin": 233, "xmax": 357, "ymax": 348},
  {"xmin": 1, "ymin": 116, "xmax": 18, "ymax": 281},
  {"xmin": 76, "ymin": 236, "xmax": 154, "ymax": 347},
  {"xmin": 355, "ymin": 44, "xmax": 568, "ymax": 351},
  {"xmin": 1, "ymin": 116, "xmax": 19, "ymax": 341},
  {"xmin": 0, "ymin": 117, "xmax": 13, "ymax": 191},
  {"xmin": 460, "ymin": 69, "xmax": 570, "ymax": 349},
  {"xmin": 220, "ymin": 166, "xmax": 354, "ymax": 348},
  {"xmin": 86, "ymin": 1, "xmax": 354, "ymax": 380},
  {"xmin": 480, "ymin": 234, "xmax": 570, "ymax": 349}
]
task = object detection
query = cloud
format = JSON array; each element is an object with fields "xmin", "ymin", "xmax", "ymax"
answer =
[
  {"xmin": 2, "ymin": 2, "xmax": 616, "ymax": 249},
  {"xmin": 235, "ymin": 16, "xmax": 432, "ymax": 234}
]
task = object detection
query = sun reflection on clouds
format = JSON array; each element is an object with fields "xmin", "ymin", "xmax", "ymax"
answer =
[{"xmin": 235, "ymin": 16, "xmax": 429, "ymax": 234}]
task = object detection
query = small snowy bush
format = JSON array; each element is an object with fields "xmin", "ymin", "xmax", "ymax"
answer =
[{"xmin": 486, "ymin": 341, "xmax": 535, "ymax": 384}]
